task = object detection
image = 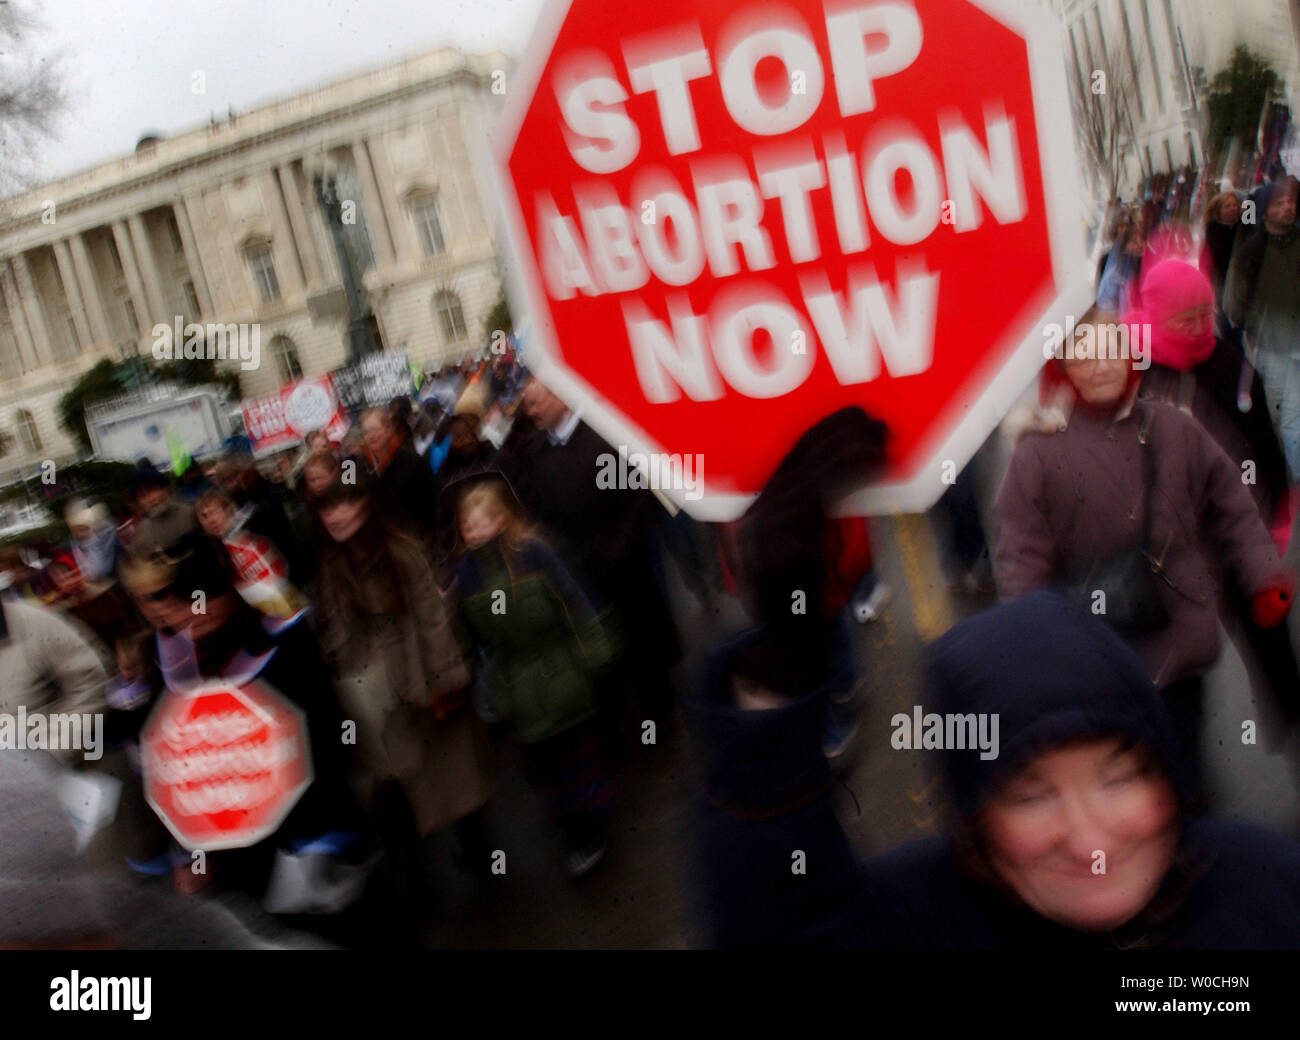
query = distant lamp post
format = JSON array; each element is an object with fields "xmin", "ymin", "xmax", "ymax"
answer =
[{"xmin": 305, "ymin": 155, "xmax": 380, "ymax": 362}]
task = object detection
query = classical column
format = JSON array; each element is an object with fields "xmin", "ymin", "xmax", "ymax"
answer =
[
  {"xmin": 180, "ymin": 195, "xmax": 222, "ymax": 314},
  {"xmin": 10, "ymin": 253, "xmax": 55, "ymax": 367},
  {"xmin": 127, "ymin": 213, "xmax": 170, "ymax": 322},
  {"xmin": 111, "ymin": 220, "xmax": 150, "ymax": 338},
  {"xmin": 52, "ymin": 239, "xmax": 93, "ymax": 354},
  {"xmin": 172, "ymin": 199, "xmax": 214, "ymax": 318},
  {"xmin": 0, "ymin": 260, "xmax": 37, "ymax": 372},
  {"xmin": 69, "ymin": 233, "xmax": 113, "ymax": 347},
  {"xmin": 262, "ymin": 168, "xmax": 304, "ymax": 291},
  {"xmin": 367, "ymin": 140, "xmax": 418, "ymax": 261},
  {"xmin": 277, "ymin": 163, "xmax": 322, "ymax": 286},
  {"xmin": 351, "ymin": 139, "xmax": 394, "ymax": 265}
]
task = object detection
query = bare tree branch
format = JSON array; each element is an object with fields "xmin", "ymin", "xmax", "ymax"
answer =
[
  {"xmin": 0, "ymin": 1, "xmax": 69, "ymax": 197},
  {"xmin": 1069, "ymin": 48, "xmax": 1143, "ymax": 205}
]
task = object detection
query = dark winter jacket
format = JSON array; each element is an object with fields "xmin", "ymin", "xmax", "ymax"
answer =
[
  {"xmin": 1223, "ymin": 219, "xmax": 1300, "ymax": 355},
  {"xmin": 1140, "ymin": 337, "xmax": 1290, "ymax": 523},
  {"xmin": 373, "ymin": 440, "xmax": 441, "ymax": 545},
  {"xmin": 994, "ymin": 400, "xmax": 1286, "ymax": 687},
  {"xmin": 454, "ymin": 536, "xmax": 617, "ymax": 744},
  {"xmin": 858, "ymin": 591, "xmax": 1300, "ymax": 950},
  {"xmin": 503, "ymin": 420, "xmax": 679, "ymax": 667},
  {"xmin": 685, "ymin": 628, "xmax": 866, "ymax": 949}
]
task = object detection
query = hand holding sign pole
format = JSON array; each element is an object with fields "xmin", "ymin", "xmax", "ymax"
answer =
[{"xmin": 492, "ymin": 0, "xmax": 1091, "ymax": 519}]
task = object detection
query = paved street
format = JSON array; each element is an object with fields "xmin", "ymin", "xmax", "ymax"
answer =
[{"xmin": 411, "ymin": 499, "xmax": 1300, "ymax": 949}]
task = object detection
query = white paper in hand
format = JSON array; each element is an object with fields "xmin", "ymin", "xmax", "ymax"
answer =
[{"xmin": 55, "ymin": 769, "xmax": 123, "ymax": 853}]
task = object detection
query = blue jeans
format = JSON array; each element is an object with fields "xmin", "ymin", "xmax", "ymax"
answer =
[{"xmin": 1254, "ymin": 348, "xmax": 1300, "ymax": 479}]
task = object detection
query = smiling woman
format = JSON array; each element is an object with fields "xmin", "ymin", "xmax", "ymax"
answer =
[{"xmin": 856, "ymin": 591, "xmax": 1300, "ymax": 950}]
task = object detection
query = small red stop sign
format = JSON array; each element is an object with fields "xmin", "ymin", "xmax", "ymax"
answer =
[
  {"xmin": 493, "ymin": 0, "xmax": 1089, "ymax": 518},
  {"xmin": 141, "ymin": 680, "xmax": 314, "ymax": 852}
]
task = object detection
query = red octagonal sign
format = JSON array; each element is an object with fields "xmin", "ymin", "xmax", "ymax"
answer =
[
  {"xmin": 493, "ymin": 0, "xmax": 1090, "ymax": 518},
  {"xmin": 141, "ymin": 680, "xmax": 314, "ymax": 852}
]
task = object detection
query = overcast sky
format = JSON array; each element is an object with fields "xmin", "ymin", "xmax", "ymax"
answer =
[{"xmin": 27, "ymin": 0, "xmax": 546, "ymax": 181}]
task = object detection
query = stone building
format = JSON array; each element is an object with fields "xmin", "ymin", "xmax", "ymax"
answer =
[
  {"xmin": 0, "ymin": 46, "xmax": 509, "ymax": 481},
  {"xmin": 1041, "ymin": 0, "xmax": 1299, "ymax": 197}
]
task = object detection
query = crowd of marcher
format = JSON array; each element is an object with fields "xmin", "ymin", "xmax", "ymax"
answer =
[{"xmin": 4, "ymin": 166, "xmax": 1300, "ymax": 950}]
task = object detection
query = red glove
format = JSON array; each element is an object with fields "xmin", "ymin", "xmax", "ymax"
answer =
[{"xmin": 1253, "ymin": 581, "xmax": 1294, "ymax": 629}]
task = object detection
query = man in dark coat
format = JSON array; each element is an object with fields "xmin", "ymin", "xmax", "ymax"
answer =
[
  {"xmin": 125, "ymin": 467, "xmax": 196, "ymax": 558},
  {"xmin": 503, "ymin": 378, "xmax": 680, "ymax": 737},
  {"xmin": 360, "ymin": 406, "xmax": 441, "ymax": 547},
  {"xmin": 1223, "ymin": 175, "xmax": 1300, "ymax": 476},
  {"xmin": 215, "ymin": 457, "xmax": 310, "ymax": 585}
]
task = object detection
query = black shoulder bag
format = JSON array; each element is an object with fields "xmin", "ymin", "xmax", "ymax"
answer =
[{"xmin": 1075, "ymin": 409, "xmax": 1171, "ymax": 635}]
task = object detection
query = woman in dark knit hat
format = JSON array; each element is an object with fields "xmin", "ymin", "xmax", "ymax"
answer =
[{"xmin": 858, "ymin": 590, "xmax": 1300, "ymax": 949}]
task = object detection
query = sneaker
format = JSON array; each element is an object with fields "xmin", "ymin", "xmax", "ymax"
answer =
[
  {"xmin": 852, "ymin": 581, "xmax": 892, "ymax": 623},
  {"xmin": 564, "ymin": 842, "xmax": 607, "ymax": 880}
]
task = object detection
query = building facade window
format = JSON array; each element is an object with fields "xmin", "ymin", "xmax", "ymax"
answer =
[
  {"xmin": 412, "ymin": 195, "xmax": 446, "ymax": 256},
  {"xmin": 166, "ymin": 212, "xmax": 184, "ymax": 253},
  {"xmin": 66, "ymin": 316, "xmax": 80, "ymax": 354},
  {"xmin": 434, "ymin": 290, "xmax": 466, "ymax": 341},
  {"xmin": 248, "ymin": 245, "xmax": 281, "ymax": 303},
  {"xmin": 124, "ymin": 297, "xmax": 139, "ymax": 335},
  {"xmin": 184, "ymin": 280, "xmax": 201, "ymax": 319},
  {"xmin": 16, "ymin": 409, "xmax": 41, "ymax": 453},
  {"xmin": 271, "ymin": 335, "xmax": 303, "ymax": 383}
]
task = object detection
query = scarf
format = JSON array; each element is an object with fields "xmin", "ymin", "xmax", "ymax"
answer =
[
  {"xmin": 72, "ymin": 525, "xmax": 119, "ymax": 583},
  {"xmin": 1123, "ymin": 259, "xmax": 1216, "ymax": 372}
]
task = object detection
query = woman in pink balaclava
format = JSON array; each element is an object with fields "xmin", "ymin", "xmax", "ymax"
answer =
[{"xmin": 1133, "ymin": 258, "xmax": 1300, "ymax": 730}]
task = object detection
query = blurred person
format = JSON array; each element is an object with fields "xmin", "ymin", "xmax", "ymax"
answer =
[
  {"xmin": 122, "ymin": 466, "xmax": 196, "ymax": 558},
  {"xmin": 1134, "ymin": 261, "xmax": 1300, "ymax": 728},
  {"xmin": 120, "ymin": 537, "xmax": 368, "ymax": 914},
  {"xmin": 994, "ymin": 309, "xmax": 1294, "ymax": 795},
  {"xmin": 685, "ymin": 409, "xmax": 887, "ymax": 947},
  {"xmin": 932, "ymin": 456, "xmax": 993, "ymax": 599},
  {"xmin": 449, "ymin": 472, "xmax": 618, "ymax": 879},
  {"xmin": 425, "ymin": 363, "xmax": 464, "ymax": 413},
  {"xmin": 686, "ymin": 628, "xmax": 868, "ymax": 948},
  {"xmin": 0, "ymin": 545, "xmax": 54, "ymax": 602},
  {"xmin": 195, "ymin": 489, "xmax": 305, "ymax": 620},
  {"xmin": 732, "ymin": 408, "xmax": 888, "ymax": 762},
  {"xmin": 1199, "ymin": 190, "xmax": 1242, "ymax": 324},
  {"xmin": 360, "ymin": 406, "xmax": 440, "ymax": 545},
  {"xmin": 508, "ymin": 377, "xmax": 681, "ymax": 740},
  {"xmin": 388, "ymin": 395, "xmax": 414, "ymax": 436},
  {"xmin": 311, "ymin": 472, "xmax": 494, "ymax": 899},
  {"xmin": 1094, "ymin": 204, "xmax": 1131, "ymax": 289},
  {"xmin": 46, "ymin": 553, "xmax": 138, "ymax": 652},
  {"xmin": 489, "ymin": 353, "xmax": 524, "ymax": 406},
  {"xmin": 410, "ymin": 403, "xmax": 448, "ymax": 472},
  {"xmin": 0, "ymin": 593, "xmax": 107, "ymax": 743},
  {"xmin": 213, "ymin": 456, "xmax": 307, "ymax": 584},
  {"xmin": 1097, "ymin": 218, "xmax": 1148, "ymax": 314},
  {"xmin": 432, "ymin": 405, "xmax": 496, "ymax": 579},
  {"xmin": 1224, "ymin": 175, "xmax": 1300, "ymax": 476},
  {"xmin": 859, "ymin": 591, "xmax": 1300, "ymax": 949},
  {"xmin": 64, "ymin": 500, "xmax": 123, "ymax": 584},
  {"xmin": 298, "ymin": 449, "xmax": 342, "ymax": 501},
  {"xmin": 1135, "ymin": 260, "xmax": 1292, "ymax": 547}
]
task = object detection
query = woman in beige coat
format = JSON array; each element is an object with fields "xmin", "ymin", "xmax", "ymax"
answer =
[{"xmin": 311, "ymin": 471, "xmax": 494, "ymax": 878}]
